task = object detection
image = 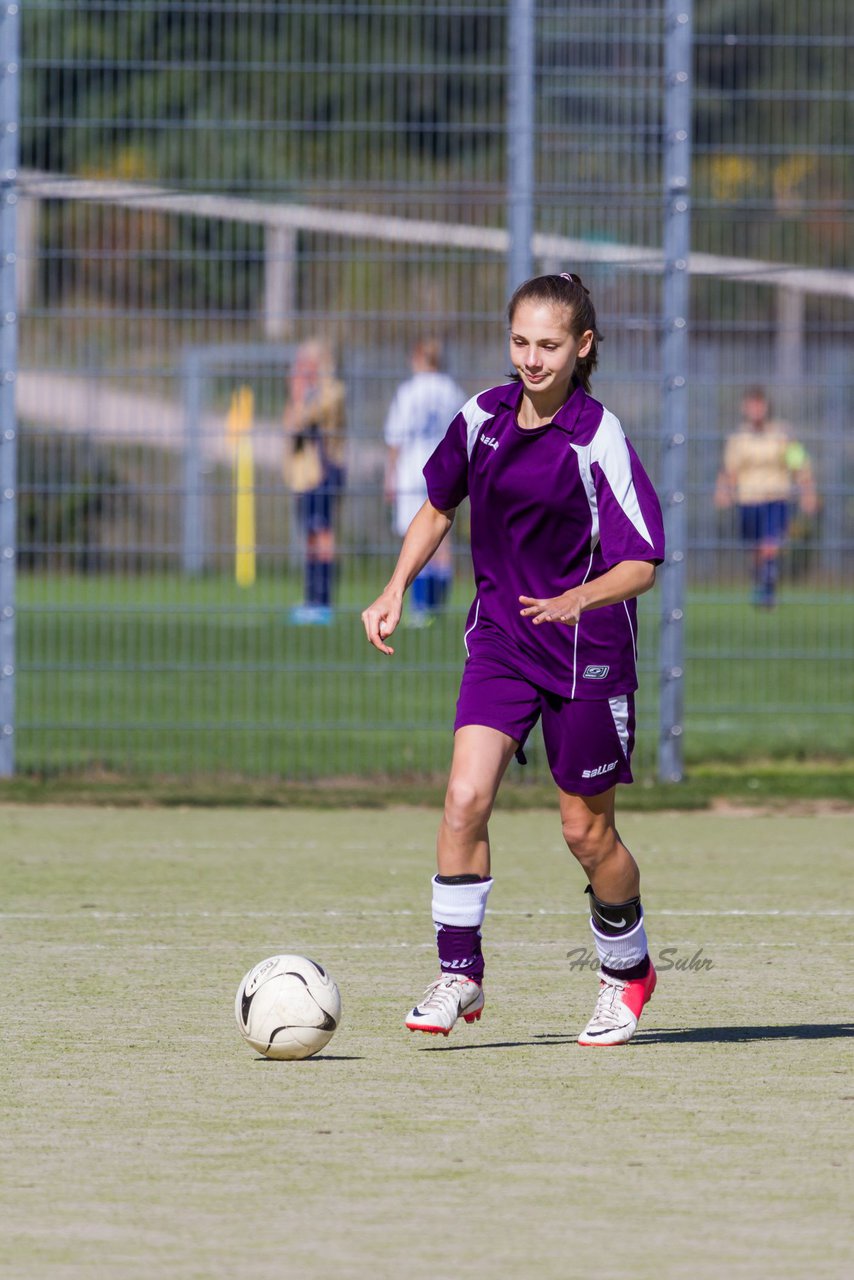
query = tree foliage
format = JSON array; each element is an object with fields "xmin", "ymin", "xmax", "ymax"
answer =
[{"xmin": 22, "ymin": 4, "xmax": 507, "ymax": 192}]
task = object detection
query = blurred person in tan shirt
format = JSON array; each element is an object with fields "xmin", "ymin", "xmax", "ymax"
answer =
[
  {"xmin": 714, "ymin": 387, "xmax": 817, "ymax": 607},
  {"xmin": 282, "ymin": 339, "xmax": 347, "ymax": 625}
]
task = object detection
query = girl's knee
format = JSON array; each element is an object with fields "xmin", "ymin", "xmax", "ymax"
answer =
[
  {"xmin": 315, "ymin": 533, "xmax": 335, "ymax": 561},
  {"xmin": 561, "ymin": 809, "xmax": 614, "ymax": 867},
  {"xmin": 444, "ymin": 775, "xmax": 491, "ymax": 834}
]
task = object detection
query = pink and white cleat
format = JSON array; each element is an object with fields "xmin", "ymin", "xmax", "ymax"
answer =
[
  {"xmin": 405, "ymin": 974, "xmax": 484, "ymax": 1037},
  {"xmin": 577, "ymin": 964, "xmax": 656, "ymax": 1047}
]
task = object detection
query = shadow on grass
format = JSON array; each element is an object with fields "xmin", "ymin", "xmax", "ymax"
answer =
[
  {"xmin": 629, "ymin": 1023, "xmax": 854, "ymax": 1045},
  {"xmin": 422, "ymin": 1023, "xmax": 854, "ymax": 1050},
  {"xmin": 254, "ymin": 1054, "xmax": 365, "ymax": 1062}
]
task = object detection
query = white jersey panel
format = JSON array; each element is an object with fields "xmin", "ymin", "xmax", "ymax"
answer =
[
  {"xmin": 461, "ymin": 393, "xmax": 499, "ymax": 459},
  {"xmin": 608, "ymin": 694, "xmax": 631, "ymax": 760},
  {"xmin": 570, "ymin": 441, "xmax": 601, "ymax": 550},
  {"xmin": 589, "ymin": 409, "xmax": 655, "ymax": 548}
]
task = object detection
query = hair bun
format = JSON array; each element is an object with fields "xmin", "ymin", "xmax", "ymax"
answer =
[{"xmin": 559, "ymin": 271, "xmax": 590, "ymax": 295}]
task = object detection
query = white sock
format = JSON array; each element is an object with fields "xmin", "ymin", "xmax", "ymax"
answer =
[
  {"xmin": 431, "ymin": 876, "xmax": 493, "ymax": 927},
  {"xmin": 589, "ymin": 914, "xmax": 648, "ymax": 971}
]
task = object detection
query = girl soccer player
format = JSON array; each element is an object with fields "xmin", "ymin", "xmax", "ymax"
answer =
[{"xmin": 361, "ymin": 273, "xmax": 665, "ymax": 1046}]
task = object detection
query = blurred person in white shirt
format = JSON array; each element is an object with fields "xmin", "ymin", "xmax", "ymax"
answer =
[{"xmin": 384, "ymin": 339, "xmax": 465, "ymax": 625}]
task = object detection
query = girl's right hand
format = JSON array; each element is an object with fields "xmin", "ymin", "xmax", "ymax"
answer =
[{"xmin": 361, "ymin": 591, "xmax": 402, "ymax": 655}]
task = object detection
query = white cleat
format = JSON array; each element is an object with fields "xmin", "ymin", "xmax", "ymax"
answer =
[
  {"xmin": 577, "ymin": 964, "xmax": 656, "ymax": 1047},
  {"xmin": 405, "ymin": 974, "xmax": 485, "ymax": 1037}
]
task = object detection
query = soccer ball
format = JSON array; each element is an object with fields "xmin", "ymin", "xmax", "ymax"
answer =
[{"xmin": 235, "ymin": 954, "xmax": 342, "ymax": 1060}]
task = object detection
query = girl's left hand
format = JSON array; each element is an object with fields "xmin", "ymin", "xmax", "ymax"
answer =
[
  {"xmin": 361, "ymin": 589, "xmax": 403, "ymax": 655},
  {"xmin": 519, "ymin": 592, "xmax": 583, "ymax": 627}
]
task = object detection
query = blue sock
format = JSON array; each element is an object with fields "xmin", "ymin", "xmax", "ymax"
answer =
[
  {"xmin": 304, "ymin": 560, "xmax": 319, "ymax": 605},
  {"xmin": 305, "ymin": 561, "xmax": 332, "ymax": 606},
  {"xmin": 432, "ymin": 568, "xmax": 452, "ymax": 610},
  {"xmin": 411, "ymin": 574, "xmax": 429, "ymax": 613},
  {"xmin": 421, "ymin": 568, "xmax": 452, "ymax": 611},
  {"xmin": 761, "ymin": 559, "xmax": 778, "ymax": 594},
  {"xmin": 316, "ymin": 561, "xmax": 332, "ymax": 607}
]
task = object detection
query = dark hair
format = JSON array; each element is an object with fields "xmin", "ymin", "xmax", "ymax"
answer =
[{"xmin": 507, "ymin": 272, "xmax": 602, "ymax": 393}]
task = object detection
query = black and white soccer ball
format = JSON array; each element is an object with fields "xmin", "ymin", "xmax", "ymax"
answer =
[{"xmin": 235, "ymin": 954, "xmax": 342, "ymax": 1060}]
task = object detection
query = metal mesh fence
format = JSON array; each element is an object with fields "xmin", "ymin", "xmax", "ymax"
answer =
[
  {"xmin": 6, "ymin": 1, "xmax": 853, "ymax": 782},
  {"xmin": 689, "ymin": 1, "xmax": 854, "ymax": 764}
]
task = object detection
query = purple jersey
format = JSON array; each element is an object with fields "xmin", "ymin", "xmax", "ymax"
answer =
[{"xmin": 423, "ymin": 381, "xmax": 665, "ymax": 699}]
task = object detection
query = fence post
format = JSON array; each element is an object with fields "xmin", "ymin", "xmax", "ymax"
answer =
[
  {"xmin": 659, "ymin": 0, "xmax": 693, "ymax": 783},
  {"xmin": 0, "ymin": 2, "xmax": 20, "ymax": 778},
  {"xmin": 821, "ymin": 344, "xmax": 847, "ymax": 577},
  {"xmin": 182, "ymin": 351, "xmax": 206, "ymax": 575},
  {"xmin": 776, "ymin": 285, "xmax": 805, "ymax": 392},
  {"xmin": 264, "ymin": 225, "xmax": 297, "ymax": 340},
  {"xmin": 507, "ymin": 0, "xmax": 535, "ymax": 294}
]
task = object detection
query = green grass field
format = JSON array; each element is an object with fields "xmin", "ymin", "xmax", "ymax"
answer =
[
  {"xmin": 16, "ymin": 572, "xmax": 854, "ymax": 782},
  {"xmin": 3, "ymin": 805, "xmax": 852, "ymax": 1279}
]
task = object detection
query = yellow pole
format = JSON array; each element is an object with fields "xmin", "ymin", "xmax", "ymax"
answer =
[{"xmin": 227, "ymin": 386, "xmax": 256, "ymax": 588}]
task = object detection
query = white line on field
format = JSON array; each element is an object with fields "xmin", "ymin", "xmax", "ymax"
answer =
[
  {"xmin": 1, "ymin": 908, "xmax": 852, "ymax": 920},
  {"xmin": 495, "ymin": 909, "xmax": 854, "ymax": 918},
  {"xmin": 5, "ymin": 936, "xmax": 850, "ymax": 947}
]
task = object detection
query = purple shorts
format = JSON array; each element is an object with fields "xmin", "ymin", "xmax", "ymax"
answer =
[{"xmin": 454, "ymin": 651, "xmax": 635, "ymax": 795}]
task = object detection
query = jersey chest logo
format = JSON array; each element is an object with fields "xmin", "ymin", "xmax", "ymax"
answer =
[{"xmin": 479, "ymin": 433, "xmax": 500, "ymax": 452}]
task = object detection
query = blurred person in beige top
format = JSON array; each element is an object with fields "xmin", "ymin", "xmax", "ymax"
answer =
[
  {"xmin": 714, "ymin": 387, "xmax": 817, "ymax": 607},
  {"xmin": 282, "ymin": 339, "xmax": 346, "ymax": 625}
]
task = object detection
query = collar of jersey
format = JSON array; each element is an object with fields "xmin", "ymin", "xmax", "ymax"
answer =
[{"xmin": 497, "ymin": 378, "xmax": 587, "ymax": 436}]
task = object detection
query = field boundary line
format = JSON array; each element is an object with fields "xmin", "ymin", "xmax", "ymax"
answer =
[{"xmin": 3, "ymin": 908, "xmax": 852, "ymax": 920}]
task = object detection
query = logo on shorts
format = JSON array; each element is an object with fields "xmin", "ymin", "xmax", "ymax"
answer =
[
  {"xmin": 581, "ymin": 760, "xmax": 619, "ymax": 779},
  {"xmin": 480, "ymin": 433, "xmax": 500, "ymax": 452},
  {"xmin": 582, "ymin": 664, "xmax": 610, "ymax": 680}
]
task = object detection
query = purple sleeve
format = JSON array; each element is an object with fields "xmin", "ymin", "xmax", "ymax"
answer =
[
  {"xmin": 592, "ymin": 430, "xmax": 665, "ymax": 567},
  {"xmin": 423, "ymin": 412, "xmax": 469, "ymax": 511}
]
